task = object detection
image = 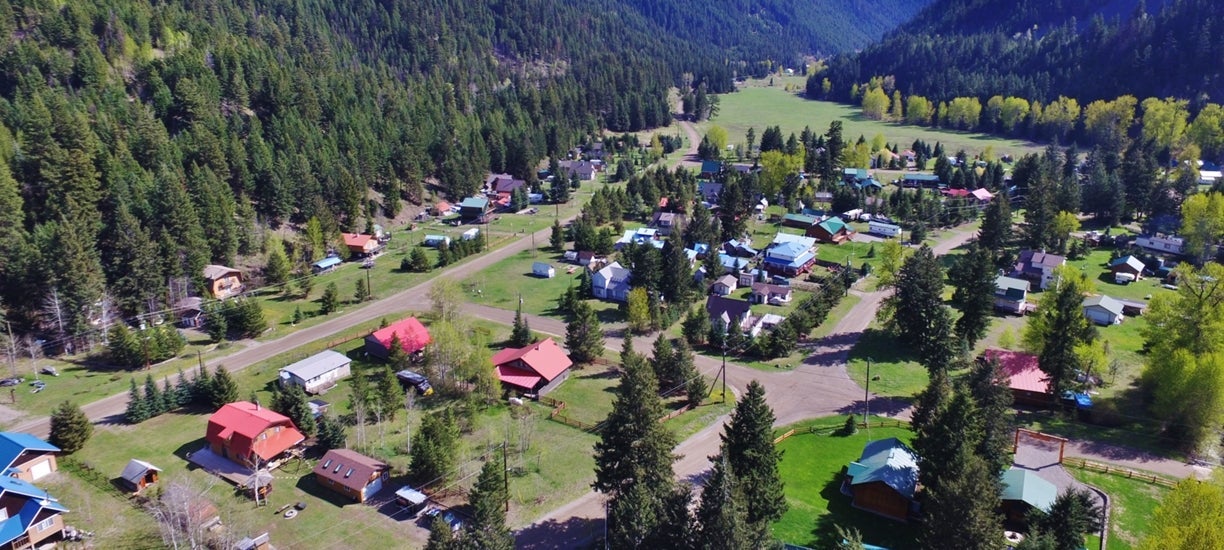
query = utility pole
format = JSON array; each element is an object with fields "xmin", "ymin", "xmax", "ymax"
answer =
[
  {"xmin": 365, "ymin": 267, "xmax": 372, "ymax": 301},
  {"xmin": 864, "ymin": 357, "xmax": 872, "ymax": 441},
  {"xmin": 501, "ymin": 441, "xmax": 510, "ymax": 512},
  {"xmin": 4, "ymin": 316, "xmax": 15, "ymax": 378}
]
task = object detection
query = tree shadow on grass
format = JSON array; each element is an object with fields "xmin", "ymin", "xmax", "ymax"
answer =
[
  {"xmin": 845, "ymin": 328, "xmax": 916, "ymax": 366},
  {"xmin": 173, "ymin": 437, "xmax": 209, "ymax": 462},
  {"xmin": 812, "ymin": 467, "xmax": 919, "ymax": 550},
  {"xmin": 515, "ymin": 516, "xmax": 604, "ymax": 550}
]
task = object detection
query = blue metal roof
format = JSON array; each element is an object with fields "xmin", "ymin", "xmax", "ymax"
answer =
[
  {"xmin": 847, "ymin": 438, "xmax": 919, "ymax": 499},
  {"xmin": 0, "ymin": 433, "xmax": 58, "ymax": 472},
  {"xmin": 312, "ymin": 256, "xmax": 342, "ymax": 269}
]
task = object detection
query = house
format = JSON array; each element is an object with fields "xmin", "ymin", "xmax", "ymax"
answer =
[
  {"xmin": 203, "ymin": 265, "xmax": 244, "ymax": 299},
  {"xmin": 843, "ymin": 168, "xmax": 870, "ymax": 185},
  {"xmin": 341, "ymin": 233, "xmax": 380, "ymax": 257},
  {"xmin": 713, "ymin": 254, "xmax": 750, "ymax": 275},
  {"xmin": 706, "ymin": 295, "xmax": 755, "ymax": 335},
  {"xmin": 364, "ymin": 317, "xmax": 432, "ymax": 360},
  {"xmin": 175, "ymin": 297, "xmax": 205, "ymax": 328},
  {"xmin": 981, "ymin": 349, "xmax": 1049, "ymax": 406},
  {"xmin": 118, "ymin": 459, "xmax": 161, "ymax": 493},
  {"xmin": 994, "ymin": 276, "xmax": 1032, "ymax": 315},
  {"xmin": 750, "ymin": 283, "xmax": 792, "ymax": 305},
  {"xmin": 431, "ymin": 201, "xmax": 452, "ymax": 216},
  {"xmin": 311, "ymin": 256, "xmax": 342, "ymax": 275},
  {"xmin": 899, "ymin": 173, "xmax": 942, "ymax": 188},
  {"xmin": 807, "ymin": 217, "xmax": 854, "ymax": 244},
  {"xmin": 699, "ymin": 160, "xmax": 722, "ymax": 178},
  {"xmin": 532, "ymin": 262, "xmax": 555, "ymax": 279},
  {"xmin": 205, "ymin": 402, "xmax": 305, "ymax": 469},
  {"xmin": 711, "ymin": 275, "xmax": 738, "ymax": 296},
  {"xmin": 312, "ymin": 449, "xmax": 389, "ymax": 504},
  {"xmin": 737, "ymin": 269, "xmax": 760, "ymax": 287},
  {"xmin": 650, "ymin": 212, "xmax": 682, "ymax": 236},
  {"xmin": 843, "ymin": 438, "xmax": 920, "ymax": 522},
  {"xmin": 781, "ymin": 213, "xmax": 819, "ymax": 230},
  {"xmin": 970, "ymin": 188, "xmax": 994, "ymax": 203},
  {"xmin": 1135, "ymin": 234, "xmax": 1185, "ymax": 255},
  {"xmin": 278, "ymin": 350, "xmax": 353, "ymax": 395},
  {"xmin": 0, "ymin": 433, "xmax": 59, "ymax": 482},
  {"xmin": 721, "ymin": 240, "xmax": 758, "ymax": 258},
  {"xmin": 0, "ymin": 475, "xmax": 69, "ymax": 550},
  {"xmin": 1083, "ymin": 295, "xmax": 1125, "ymax": 325},
  {"xmin": 558, "ymin": 160, "xmax": 597, "ymax": 181},
  {"xmin": 763, "ymin": 234, "xmax": 817, "ymax": 276},
  {"xmin": 1108, "ymin": 255, "xmax": 1146, "ymax": 283},
  {"xmin": 592, "ymin": 262, "xmax": 632, "ymax": 302},
  {"xmin": 423, "ymin": 235, "xmax": 451, "ymax": 248},
  {"xmin": 458, "ymin": 196, "xmax": 491, "ymax": 223},
  {"xmin": 564, "ymin": 250, "xmax": 603, "ymax": 267},
  {"xmin": 485, "ymin": 173, "xmax": 526, "ymax": 195},
  {"xmin": 1000, "ymin": 468, "xmax": 1056, "ymax": 526},
  {"xmin": 868, "ymin": 221, "xmax": 902, "ymax": 238},
  {"xmin": 492, "ymin": 338, "xmax": 574, "ymax": 395},
  {"xmin": 615, "ymin": 228, "xmax": 662, "ymax": 250},
  {"xmin": 1013, "ymin": 250, "xmax": 1066, "ymax": 290}
]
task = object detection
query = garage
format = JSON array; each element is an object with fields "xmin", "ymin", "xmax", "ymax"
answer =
[{"xmin": 29, "ymin": 459, "xmax": 51, "ymax": 481}]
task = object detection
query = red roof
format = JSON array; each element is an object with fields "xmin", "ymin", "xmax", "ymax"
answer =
[
  {"xmin": 984, "ymin": 349, "xmax": 1048, "ymax": 394},
  {"xmin": 492, "ymin": 338, "xmax": 573, "ymax": 389},
  {"xmin": 206, "ymin": 402, "xmax": 305, "ymax": 462},
  {"xmin": 368, "ymin": 317, "xmax": 432, "ymax": 354},
  {"xmin": 942, "ymin": 188, "xmax": 972, "ymax": 198},
  {"xmin": 342, "ymin": 233, "xmax": 374, "ymax": 250}
]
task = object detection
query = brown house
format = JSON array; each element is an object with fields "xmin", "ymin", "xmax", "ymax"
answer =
[
  {"xmin": 0, "ymin": 475, "xmax": 69, "ymax": 550},
  {"xmin": 205, "ymin": 402, "xmax": 306, "ymax": 469},
  {"xmin": 342, "ymin": 233, "xmax": 382, "ymax": 258},
  {"xmin": 843, "ymin": 438, "xmax": 919, "ymax": 522},
  {"xmin": 312, "ymin": 449, "xmax": 390, "ymax": 503},
  {"xmin": 0, "ymin": 432, "xmax": 60, "ymax": 483},
  {"xmin": 203, "ymin": 265, "xmax": 244, "ymax": 299},
  {"xmin": 806, "ymin": 217, "xmax": 854, "ymax": 244}
]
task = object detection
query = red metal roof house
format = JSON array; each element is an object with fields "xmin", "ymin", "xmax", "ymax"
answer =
[
  {"xmin": 364, "ymin": 317, "xmax": 432, "ymax": 360},
  {"xmin": 205, "ymin": 402, "xmax": 305, "ymax": 469},
  {"xmin": 341, "ymin": 233, "xmax": 381, "ymax": 257},
  {"xmin": 492, "ymin": 338, "xmax": 573, "ymax": 396},
  {"xmin": 982, "ymin": 349, "xmax": 1050, "ymax": 406}
]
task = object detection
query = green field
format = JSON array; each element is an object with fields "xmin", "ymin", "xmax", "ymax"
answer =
[
  {"xmin": 1068, "ymin": 468, "xmax": 1169, "ymax": 550},
  {"xmin": 771, "ymin": 417, "xmax": 918, "ymax": 549},
  {"xmin": 846, "ymin": 328, "xmax": 929, "ymax": 399},
  {"xmin": 700, "ymin": 83, "xmax": 1044, "ymax": 160}
]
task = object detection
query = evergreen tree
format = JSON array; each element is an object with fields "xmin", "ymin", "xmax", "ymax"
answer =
[
  {"xmin": 682, "ymin": 305, "xmax": 710, "ymax": 346},
  {"xmin": 720, "ymin": 381, "xmax": 787, "ymax": 536},
  {"xmin": 659, "ymin": 239, "xmax": 692, "ymax": 305},
  {"xmin": 465, "ymin": 458, "xmax": 515, "ymax": 550},
  {"xmin": 409, "ymin": 247, "xmax": 431, "ymax": 272},
  {"xmin": 694, "ymin": 455, "xmax": 751, "ymax": 550},
  {"xmin": 194, "ymin": 365, "xmax": 213, "ymax": 405},
  {"xmin": 920, "ymin": 452, "xmax": 1005, "ymax": 550},
  {"xmin": 265, "ymin": 238, "xmax": 291, "ymax": 286},
  {"xmin": 49, "ymin": 401, "xmax": 92, "ymax": 454},
  {"xmin": 124, "ymin": 378, "xmax": 148, "ymax": 424},
  {"xmin": 354, "ymin": 278, "xmax": 369, "ymax": 303},
  {"xmin": 966, "ymin": 357, "xmax": 1015, "ymax": 476},
  {"xmin": 205, "ymin": 303, "xmax": 229, "ymax": 343},
  {"xmin": 107, "ymin": 323, "xmax": 141, "ymax": 368},
  {"xmin": 315, "ymin": 414, "xmax": 347, "ymax": 451},
  {"xmin": 676, "ymin": 340, "xmax": 708, "ymax": 407},
  {"xmin": 376, "ymin": 366, "xmax": 402, "ymax": 422},
  {"xmin": 550, "ymin": 219, "xmax": 565, "ymax": 250},
  {"xmin": 649, "ymin": 335, "xmax": 677, "ymax": 391},
  {"xmin": 424, "ymin": 515, "xmax": 457, "ymax": 550},
  {"xmin": 411, "ymin": 410, "xmax": 460, "ymax": 484},
  {"xmin": 887, "ymin": 246, "xmax": 953, "ymax": 371},
  {"xmin": 1024, "ymin": 267, "xmax": 1094, "ymax": 398},
  {"xmin": 949, "ymin": 244, "xmax": 997, "ymax": 347},
  {"xmin": 175, "ymin": 369, "xmax": 193, "ymax": 407},
  {"xmin": 320, "ymin": 282, "xmax": 340, "ymax": 315},
  {"xmin": 209, "ymin": 366, "xmax": 239, "ymax": 408},
  {"xmin": 273, "ymin": 384, "xmax": 318, "ymax": 438},
  {"xmin": 510, "ymin": 303, "xmax": 533, "ymax": 347},
  {"xmin": 144, "ymin": 374, "xmax": 164, "ymax": 416},
  {"xmin": 1031, "ymin": 489, "xmax": 1102, "ymax": 550},
  {"xmin": 564, "ymin": 300, "xmax": 603, "ymax": 364},
  {"xmin": 161, "ymin": 377, "xmax": 178, "ymax": 411}
]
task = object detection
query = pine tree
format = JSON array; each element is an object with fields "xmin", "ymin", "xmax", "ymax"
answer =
[
  {"xmin": 920, "ymin": 452, "xmax": 1005, "ymax": 550},
  {"xmin": 409, "ymin": 247, "xmax": 431, "ymax": 272},
  {"xmin": 510, "ymin": 303, "xmax": 532, "ymax": 347},
  {"xmin": 564, "ymin": 300, "xmax": 603, "ymax": 364},
  {"xmin": 465, "ymin": 458, "xmax": 514, "ymax": 550},
  {"xmin": 887, "ymin": 245, "xmax": 953, "ymax": 371},
  {"xmin": 682, "ymin": 305, "xmax": 710, "ymax": 346},
  {"xmin": 175, "ymin": 368, "xmax": 192, "ymax": 408},
  {"xmin": 124, "ymin": 378, "xmax": 149, "ymax": 424},
  {"xmin": 978, "ymin": 193, "xmax": 1012, "ymax": 253},
  {"xmin": 194, "ymin": 365, "xmax": 213, "ymax": 405},
  {"xmin": 204, "ymin": 303, "xmax": 229, "ymax": 343},
  {"xmin": 410, "ymin": 410, "xmax": 459, "ymax": 484},
  {"xmin": 354, "ymin": 278, "xmax": 369, "ymax": 303},
  {"xmin": 144, "ymin": 374, "xmax": 164, "ymax": 416},
  {"xmin": 424, "ymin": 515, "xmax": 456, "ymax": 550},
  {"xmin": 209, "ymin": 366, "xmax": 239, "ymax": 408},
  {"xmin": 315, "ymin": 413, "xmax": 347, "ymax": 451},
  {"xmin": 720, "ymin": 381, "xmax": 787, "ymax": 534},
  {"xmin": 966, "ymin": 357, "xmax": 1015, "ymax": 476},
  {"xmin": 649, "ymin": 335, "xmax": 677, "ymax": 390},
  {"xmin": 265, "ymin": 238, "xmax": 291, "ymax": 286},
  {"xmin": 162, "ymin": 377, "xmax": 178, "ymax": 411},
  {"xmin": 676, "ymin": 340, "xmax": 707, "ymax": 407},
  {"xmin": 949, "ymin": 244, "xmax": 997, "ymax": 347},
  {"xmin": 694, "ymin": 455, "xmax": 751, "ymax": 550},
  {"xmin": 550, "ymin": 219, "xmax": 565, "ymax": 250},
  {"xmin": 49, "ymin": 401, "xmax": 92, "ymax": 454},
  {"xmin": 273, "ymin": 384, "xmax": 318, "ymax": 438},
  {"xmin": 320, "ymin": 282, "xmax": 340, "ymax": 315},
  {"xmin": 376, "ymin": 366, "xmax": 402, "ymax": 422}
]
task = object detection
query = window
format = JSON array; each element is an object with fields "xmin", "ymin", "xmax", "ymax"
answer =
[
  {"xmin": 35, "ymin": 517, "xmax": 54, "ymax": 532},
  {"xmin": 344, "ymin": 468, "xmax": 354, "ymax": 478},
  {"xmin": 0, "ymin": 508, "xmax": 7, "ymax": 521},
  {"xmin": 321, "ymin": 459, "xmax": 332, "ymax": 469},
  {"xmin": 333, "ymin": 463, "xmax": 343, "ymax": 474}
]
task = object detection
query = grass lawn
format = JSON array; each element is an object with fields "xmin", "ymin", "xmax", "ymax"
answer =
[
  {"xmin": 1066, "ymin": 249, "xmax": 1174, "ymax": 303},
  {"xmin": 1067, "ymin": 468, "xmax": 1169, "ymax": 550},
  {"xmin": 459, "ymin": 248, "xmax": 627, "ymax": 324},
  {"xmin": 701, "ymin": 84, "xmax": 1043, "ymax": 161},
  {"xmin": 665, "ymin": 387, "xmax": 734, "ymax": 442},
  {"xmin": 817, "ymin": 241, "xmax": 881, "ymax": 271},
  {"xmin": 846, "ymin": 328, "xmax": 928, "ymax": 399},
  {"xmin": 38, "ymin": 469, "xmax": 164, "ymax": 549},
  {"xmin": 771, "ymin": 416, "xmax": 918, "ymax": 549}
]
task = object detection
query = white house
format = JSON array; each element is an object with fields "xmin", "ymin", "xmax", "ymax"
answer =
[
  {"xmin": 1135, "ymin": 235, "xmax": 1185, "ymax": 255},
  {"xmin": 532, "ymin": 262, "xmax": 555, "ymax": 279},
  {"xmin": 279, "ymin": 350, "xmax": 353, "ymax": 394},
  {"xmin": 868, "ymin": 221, "xmax": 902, "ymax": 238},
  {"xmin": 711, "ymin": 275, "xmax": 738, "ymax": 296},
  {"xmin": 592, "ymin": 262, "xmax": 632, "ymax": 302},
  {"xmin": 423, "ymin": 235, "xmax": 452, "ymax": 248},
  {"xmin": 1082, "ymin": 295, "xmax": 1125, "ymax": 326},
  {"xmin": 461, "ymin": 228, "xmax": 480, "ymax": 241}
]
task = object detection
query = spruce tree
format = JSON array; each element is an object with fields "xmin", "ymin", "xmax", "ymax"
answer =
[
  {"xmin": 124, "ymin": 378, "xmax": 148, "ymax": 424},
  {"xmin": 564, "ymin": 300, "xmax": 603, "ymax": 364},
  {"xmin": 209, "ymin": 365, "xmax": 239, "ymax": 408},
  {"xmin": 549, "ymin": 219, "xmax": 565, "ymax": 250},
  {"xmin": 978, "ymin": 193, "xmax": 1012, "ymax": 254},
  {"xmin": 315, "ymin": 414, "xmax": 347, "ymax": 451},
  {"xmin": 649, "ymin": 335, "xmax": 677, "ymax": 391},
  {"xmin": 205, "ymin": 303, "xmax": 228, "ymax": 342},
  {"xmin": 694, "ymin": 455, "xmax": 751, "ymax": 550},
  {"xmin": 144, "ymin": 374, "xmax": 164, "ymax": 416},
  {"xmin": 424, "ymin": 515, "xmax": 456, "ymax": 550},
  {"xmin": 510, "ymin": 304, "xmax": 532, "ymax": 347},
  {"xmin": 720, "ymin": 381, "xmax": 787, "ymax": 534},
  {"xmin": 966, "ymin": 357, "xmax": 1015, "ymax": 476},
  {"xmin": 274, "ymin": 385, "xmax": 317, "ymax": 438},
  {"xmin": 949, "ymin": 244, "xmax": 997, "ymax": 347},
  {"xmin": 675, "ymin": 340, "xmax": 707, "ymax": 406},
  {"xmin": 920, "ymin": 452, "xmax": 1005, "ymax": 550},
  {"xmin": 1032, "ymin": 489, "xmax": 1102, "ymax": 550},
  {"xmin": 465, "ymin": 458, "xmax": 514, "ymax": 550},
  {"xmin": 161, "ymin": 377, "xmax": 178, "ymax": 411},
  {"xmin": 887, "ymin": 245, "xmax": 953, "ymax": 371},
  {"xmin": 193, "ymin": 365, "xmax": 213, "ymax": 405},
  {"xmin": 409, "ymin": 247, "xmax": 431, "ymax": 272},
  {"xmin": 49, "ymin": 401, "xmax": 92, "ymax": 454},
  {"xmin": 411, "ymin": 410, "xmax": 459, "ymax": 484},
  {"xmin": 376, "ymin": 366, "xmax": 402, "ymax": 422},
  {"xmin": 682, "ymin": 305, "xmax": 710, "ymax": 346},
  {"xmin": 354, "ymin": 278, "xmax": 369, "ymax": 303},
  {"xmin": 320, "ymin": 282, "xmax": 340, "ymax": 315}
]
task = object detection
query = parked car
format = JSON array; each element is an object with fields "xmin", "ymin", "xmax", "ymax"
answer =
[
  {"xmin": 395, "ymin": 369, "xmax": 434, "ymax": 396},
  {"xmin": 0, "ymin": 378, "xmax": 21, "ymax": 387}
]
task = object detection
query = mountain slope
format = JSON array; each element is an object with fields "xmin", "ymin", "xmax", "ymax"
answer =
[{"xmin": 820, "ymin": 0, "xmax": 1220, "ymax": 104}]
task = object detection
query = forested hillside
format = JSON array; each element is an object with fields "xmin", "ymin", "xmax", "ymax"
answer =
[
  {"xmin": 620, "ymin": 0, "xmax": 932, "ymax": 62},
  {"xmin": 819, "ymin": 0, "xmax": 1221, "ymax": 105}
]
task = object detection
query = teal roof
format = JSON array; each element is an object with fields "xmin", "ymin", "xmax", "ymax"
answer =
[
  {"xmin": 783, "ymin": 213, "xmax": 818, "ymax": 226},
  {"xmin": 847, "ymin": 438, "xmax": 919, "ymax": 499},
  {"xmin": 818, "ymin": 217, "xmax": 848, "ymax": 234},
  {"xmin": 903, "ymin": 173, "xmax": 941, "ymax": 182},
  {"xmin": 995, "ymin": 275, "xmax": 1030, "ymax": 293},
  {"xmin": 1001, "ymin": 468, "xmax": 1056, "ymax": 512},
  {"xmin": 459, "ymin": 196, "xmax": 489, "ymax": 209}
]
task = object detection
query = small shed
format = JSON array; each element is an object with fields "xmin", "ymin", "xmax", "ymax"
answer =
[
  {"xmin": 844, "ymin": 437, "xmax": 919, "ymax": 522},
  {"xmin": 1083, "ymin": 295, "xmax": 1125, "ymax": 325},
  {"xmin": 232, "ymin": 533, "xmax": 271, "ymax": 550},
  {"xmin": 461, "ymin": 228, "xmax": 480, "ymax": 241},
  {"xmin": 423, "ymin": 235, "xmax": 452, "ymax": 248},
  {"xmin": 312, "ymin": 256, "xmax": 342, "ymax": 275},
  {"xmin": 119, "ymin": 459, "xmax": 161, "ymax": 493},
  {"xmin": 395, "ymin": 486, "xmax": 429, "ymax": 515},
  {"xmin": 532, "ymin": 262, "xmax": 555, "ymax": 279},
  {"xmin": 1108, "ymin": 255, "xmax": 1146, "ymax": 280},
  {"xmin": 711, "ymin": 274, "xmax": 738, "ymax": 296}
]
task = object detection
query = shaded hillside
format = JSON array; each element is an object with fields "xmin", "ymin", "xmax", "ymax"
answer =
[{"xmin": 818, "ymin": 0, "xmax": 1220, "ymax": 105}]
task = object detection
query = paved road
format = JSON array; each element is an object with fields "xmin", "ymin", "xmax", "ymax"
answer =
[{"xmin": 9, "ymin": 222, "xmax": 563, "ymax": 439}]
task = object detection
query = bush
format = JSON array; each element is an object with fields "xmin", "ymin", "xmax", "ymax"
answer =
[{"xmin": 842, "ymin": 415, "xmax": 859, "ymax": 435}]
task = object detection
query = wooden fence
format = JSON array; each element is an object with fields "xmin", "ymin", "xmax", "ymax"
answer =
[
  {"xmin": 773, "ymin": 419, "xmax": 910, "ymax": 444},
  {"xmin": 1063, "ymin": 457, "xmax": 1179, "ymax": 488}
]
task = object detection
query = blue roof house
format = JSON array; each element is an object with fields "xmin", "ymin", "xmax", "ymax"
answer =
[
  {"xmin": 0, "ymin": 475, "xmax": 69, "ymax": 548},
  {"xmin": 0, "ymin": 433, "xmax": 59, "ymax": 482},
  {"xmin": 843, "ymin": 438, "xmax": 920, "ymax": 522}
]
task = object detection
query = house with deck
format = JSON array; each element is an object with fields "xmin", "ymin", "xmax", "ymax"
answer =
[
  {"xmin": 706, "ymin": 295, "xmax": 755, "ymax": 335},
  {"xmin": 762, "ymin": 234, "xmax": 817, "ymax": 276},
  {"xmin": 994, "ymin": 276, "xmax": 1032, "ymax": 315},
  {"xmin": 205, "ymin": 402, "xmax": 305, "ymax": 469},
  {"xmin": 203, "ymin": 265, "xmax": 244, "ymax": 299},
  {"xmin": 312, "ymin": 449, "xmax": 390, "ymax": 503},
  {"xmin": 807, "ymin": 216, "xmax": 854, "ymax": 244},
  {"xmin": 1013, "ymin": 250, "xmax": 1066, "ymax": 290},
  {"xmin": 981, "ymin": 349, "xmax": 1049, "ymax": 406},
  {"xmin": 0, "ymin": 475, "xmax": 69, "ymax": 550},
  {"xmin": 493, "ymin": 338, "xmax": 574, "ymax": 396},
  {"xmin": 0, "ymin": 433, "xmax": 59, "ymax": 483},
  {"xmin": 843, "ymin": 438, "xmax": 920, "ymax": 522},
  {"xmin": 592, "ymin": 262, "xmax": 632, "ymax": 302},
  {"xmin": 458, "ymin": 196, "xmax": 491, "ymax": 223},
  {"xmin": 341, "ymin": 233, "xmax": 381, "ymax": 258}
]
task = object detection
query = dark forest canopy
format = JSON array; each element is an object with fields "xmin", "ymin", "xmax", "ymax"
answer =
[{"xmin": 820, "ymin": 0, "xmax": 1222, "ymax": 106}]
